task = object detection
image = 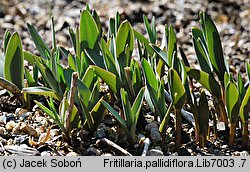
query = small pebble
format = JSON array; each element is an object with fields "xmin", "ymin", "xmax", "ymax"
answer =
[
  {"xmin": 7, "ymin": 139, "xmax": 13, "ymax": 146},
  {"xmin": 101, "ymin": 153, "xmax": 113, "ymax": 156},
  {"xmin": 169, "ymin": 142, "xmax": 175, "ymax": 147},
  {"xmin": 15, "ymin": 108, "xmax": 28, "ymax": 117},
  {"xmin": 240, "ymin": 151, "xmax": 249, "ymax": 156},
  {"xmin": 41, "ymin": 151, "xmax": 51, "ymax": 156},
  {"xmin": 170, "ymin": 152, "xmax": 179, "ymax": 156},
  {"xmin": 150, "ymin": 128, "xmax": 161, "ymax": 142},
  {"xmin": 32, "ymin": 105, "xmax": 39, "ymax": 112},
  {"xmin": 0, "ymin": 116, "xmax": 7, "ymax": 124},
  {"xmin": 103, "ymin": 117, "xmax": 115, "ymax": 125},
  {"xmin": 138, "ymin": 134, "xmax": 145, "ymax": 141},
  {"xmin": 0, "ymin": 113, "xmax": 14, "ymax": 124},
  {"xmin": 144, "ymin": 114, "xmax": 154, "ymax": 123},
  {"xmin": 50, "ymin": 129, "xmax": 59, "ymax": 137},
  {"xmin": 218, "ymin": 151, "xmax": 225, "ymax": 156},
  {"xmin": 14, "ymin": 135, "xmax": 28, "ymax": 145},
  {"xmin": 66, "ymin": 152, "xmax": 80, "ymax": 156},
  {"xmin": 187, "ymin": 148, "xmax": 193, "ymax": 154},
  {"xmin": 20, "ymin": 123, "xmax": 38, "ymax": 137},
  {"xmin": 0, "ymin": 127, "xmax": 6, "ymax": 135},
  {"xmin": 95, "ymin": 128, "xmax": 106, "ymax": 139},
  {"xmin": 6, "ymin": 121, "xmax": 17, "ymax": 131},
  {"xmin": 233, "ymin": 151, "xmax": 241, "ymax": 156},
  {"xmin": 86, "ymin": 147, "xmax": 101, "ymax": 156},
  {"xmin": 147, "ymin": 149, "xmax": 164, "ymax": 156},
  {"xmin": 20, "ymin": 112, "xmax": 32, "ymax": 119},
  {"xmin": 106, "ymin": 127, "xmax": 118, "ymax": 142},
  {"xmin": 221, "ymin": 145, "xmax": 228, "ymax": 149},
  {"xmin": 35, "ymin": 116, "xmax": 46, "ymax": 123},
  {"xmin": 145, "ymin": 122, "xmax": 158, "ymax": 131}
]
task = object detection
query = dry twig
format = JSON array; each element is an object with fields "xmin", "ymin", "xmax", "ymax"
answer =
[
  {"xmin": 98, "ymin": 138, "xmax": 132, "ymax": 156},
  {"xmin": 0, "ymin": 77, "xmax": 25, "ymax": 106},
  {"xmin": 65, "ymin": 72, "xmax": 78, "ymax": 136}
]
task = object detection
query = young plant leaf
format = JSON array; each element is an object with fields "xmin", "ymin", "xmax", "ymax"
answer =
[
  {"xmin": 51, "ymin": 48, "xmax": 60, "ymax": 80},
  {"xmin": 81, "ymin": 67, "xmax": 96, "ymax": 88},
  {"xmin": 59, "ymin": 95, "xmax": 69, "ymax": 129},
  {"xmin": 101, "ymin": 99, "xmax": 134, "ymax": 143},
  {"xmin": 3, "ymin": 30, "xmax": 11, "ymax": 53},
  {"xmin": 200, "ymin": 12, "xmax": 228, "ymax": 83},
  {"xmin": 120, "ymin": 88, "xmax": 133, "ymax": 129},
  {"xmin": 92, "ymin": 9, "xmax": 102, "ymax": 36},
  {"xmin": 142, "ymin": 58, "xmax": 158, "ymax": 91},
  {"xmin": 77, "ymin": 79, "xmax": 91, "ymax": 107},
  {"xmin": 27, "ymin": 23, "xmax": 51, "ymax": 60},
  {"xmin": 192, "ymin": 28, "xmax": 212, "ymax": 74},
  {"xmin": 168, "ymin": 68, "xmax": 186, "ymax": 109},
  {"xmin": 23, "ymin": 51, "xmax": 39, "ymax": 65},
  {"xmin": 150, "ymin": 44, "xmax": 170, "ymax": 68},
  {"xmin": 22, "ymin": 87, "xmax": 60, "ymax": 100},
  {"xmin": 159, "ymin": 102, "xmax": 173, "ymax": 135},
  {"xmin": 198, "ymin": 90, "xmax": 210, "ymax": 146},
  {"xmin": 91, "ymin": 65, "xmax": 121, "ymax": 95},
  {"xmin": 147, "ymin": 79, "xmax": 168, "ymax": 120},
  {"xmin": 246, "ymin": 61, "xmax": 250, "ymax": 81},
  {"xmin": 109, "ymin": 17, "xmax": 116, "ymax": 37},
  {"xmin": 168, "ymin": 25, "xmax": 177, "ymax": 67},
  {"xmin": 4, "ymin": 32, "xmax": 24, "ymax": 89},
  {"xmin": 191, "ymin": 27, "xmax": 206, "ymax": 48},
  {"xmin": 224, "ymin": 72, "xmax": 233, "ymax": 89},
  {"xmin": 34, "ymin": 100, "xmax": 64, "ymax": 130},
  {"xmin": 79, "ymin": 10, "xmax": 99, "ymax": 49},
  {"xmin": 130, "ymin": 87, "xmax": 145, "ymax": 139},
  {"xmin": 84, "ymin": 47, "xmax": 105, "ymax": 69},
  {"xmin": 68, "ymin": 54, "xmax": 77, "ymax": 72},
  {"xmin": 131, "ymin": 87, "xmax": 145, "ymax": 121},
  {"xmin": 239, "ymin": 86, "xmax": 250, "ymax": 123},
  {"xmin": 79, "ymin": 98, "xmax": 95, "ymax": 132},
  {"xmin": 226, "ymin": 82, "xmax": 240, "ymax": 123},
  {"xmin": 87, "ymin": 81, "xmax": 100, "ymax": 110},
  {"xmin": 116, "ymin": 21, "xmax": 134, "ymax": 63},
  {"xmin": 69, "ymin": 27, "xmax": 77, "ymax": 52},
  {"xmin": 89, "ymin": 94, "xmax": 110, "ymax": 129},
  {"xmin": 143, "ymin": 15, "xmax": 156, "ymax": 43},
  {"xmin": 51, "ymin": 16, "xmax": 57, "ymax": 50},
  {"xmin": 101, "ymin": 100, "xmax": 127, "ymax": 131},
  {"xmin": 24, "ymin": 68, "xmax": 36, "ymax": 86},
  {"xmin": 100, "ymin": 38, "xmax": 118, "ymax": 75},
  {"xmin": 115, "ymin": 12, "xmax": 121, "ymax": 33},
  {"xmin": 185, "ymin": 66, "xmax": 222, "ymax": 98},
  {"xmin": 237, "ymin": 73, "xmax": 246, "ymax": 102},
  {"xmin": 133, "ymin": 29, "xmax": 154, "ymax": 56},
  {"xmin": 151, "ymin": 16, "xmax": 157, "ymax": 42},
  {"xmin": 34, "ymin": 57, "xmax": 61, "ymax": 95},
  {"xmin": 131, "ymin": 61, "xmax": 143, "ymax": 94}
]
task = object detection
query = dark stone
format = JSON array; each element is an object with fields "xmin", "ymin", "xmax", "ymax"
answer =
[
  {"xmin": 177, "ymin": 148, "xmax": 191, "ymax": 156},
  {"xmin": 86, "ymin": 147, "xmax": 101, "ymax": 156},
  {"xmin": 13, "ymin": 135, "xmax": 29, "ymax": 145},
  {"xmin": 0, "ymin": 11, "xmax": 4, "ymax": 18}
]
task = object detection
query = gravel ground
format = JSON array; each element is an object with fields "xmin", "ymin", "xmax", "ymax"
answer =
[{"xmin": 0, "ymin": 0, "xmax": 249, "ymax": 156}]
